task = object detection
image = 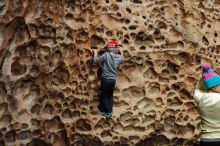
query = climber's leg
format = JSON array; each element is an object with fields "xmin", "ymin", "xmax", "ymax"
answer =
[{"xmin": 100, "ymin": 78, "xmax": 116, "ymax": 118}]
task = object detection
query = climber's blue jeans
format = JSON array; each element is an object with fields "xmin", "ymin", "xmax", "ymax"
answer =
[{"xmin": 100, "ymin": 78, "xmax": 116, "ymax": 113}]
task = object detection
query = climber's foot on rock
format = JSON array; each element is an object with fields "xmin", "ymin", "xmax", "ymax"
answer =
[{"xmin": 102, "ymin": 112, "xmax": 112, "ymax": 119}]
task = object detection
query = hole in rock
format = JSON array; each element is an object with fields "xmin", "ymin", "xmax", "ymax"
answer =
[
  {"xmin": 77, "ymin": 30, "xmax": 88, "ymax": 41},
  {"xmin": 167, "ymin": 96, "xmax": 183, "ymax": 106},
  {"xmin": 4, "ymin": 130, "xmax": 16, "ymax": 143},
  {"xmin": 186, "ymin": 77, "xmax": 196, "ymax": 83},
  {"xmin": 148, "ymin": 85, "xmax": 160, "ymax": 98},
  {"xmin": 38, "ymin": 37, "xmax": 55, "ymax": 45},
  {"xmin": 11, "ymin": 61, "xmax": 27, "ymax": 76},
  {"xmin": 130, "ymin": 32, "xmax": 136, "ymax": 39},
  {"xmin": 123, "ymin": 125, "xmax": 145, "ymax": 132},
  {"xmin": 106, "ymin": 31, "xmax": 113, "ymax": 37},
  {"xmin": 18, "ymin": 130, "xmax": 31, "ymax": 140},
  {"xmin": 131, "ymin": 86, "xmax": 145, "ymax": 98},
  {"xmin": 101, "ymin": 130, "xmax": 112, "ymax": 137},
  {"xmin": 115, "ymin": 100, "xmax": 129, "ymax": 107},
  {"xmin": 139, "ymin": 46, "xmax": 146, "ymax": 50},
  {"xmin": 15, "ymin": 25, "xmax": 30, "ymax": 43},
  {"xmin": 179, "ymin": 89, "xmax": 192, "ymax": 100},
  {"xmin": 66, "ymin": 30, "xmax": 73, "ymax": 40},
  {"xmin": 27, "ymin": 139, "xmax": 52, "ymax": 146},
  {"xmin": 62, "ymin": 109, "xmax": 72, "ymax": 118},
  {"xmin": 52, "ymin": 68, "xmax": 70, "ymax": 86},
  {"xmin": 42, "ymin": 104, "xmax": 54, "ymax": 115},
  {"xmin": 76, "ymin": 119, "xmax": 91, "ymax": 131},
  {"xmin": 113, "ymin": 122, "xmax": 123, "ymax": 131},
  {"xmin": 126, "ymin": 7, "xmax": 132, "ymax": 13},
  {"xmin": 111, "ymin": 4, "xmax": 119, "ymax": 11},
  {"xmin": 171, "ymin": 83, "xmax": 181, "ymax": 91},
  {"xmin": 0, "ymin": 114, "xmax": 12, "ymax": 125},
  {"xmin": 153, "ymin": 28, "xmax": 161, "ymax": 37},
  {"xmin": 156, "ymin": 97, "xmax": 162, "ymax": 104},
  {"xmin": 90, "ymin": 35, "xmax": 105, "ymax": 47},
  {"xmin": 148, "ymin": 24, "xmax": 154, "ymax": 31},
  {"xmin": 137, "ymin": 98, "xmax": 154, "ymax": 109},
  {"xmin": 177, "ymin": 52, "xmax": 189, "ymax": 63},
  {"xmin": 120, "ymin": 111, "xmax": 133, "ymax": 121},
  {"xmin": 123, "ymin": 39, "xmax": 129, "ymax": 44},
  {"xmin": 116, "ymin": 12, "xmax": 122, "ymax": 17},
  {"xmin": 143, "ymin": 115, "xmax": 155, "ymax": 123},
  {"xmin": 129, "ymin": 25, "xmax": 137, "ymax": 30},
  {"xmin": 136, "ymin": 134, "xmax": 169, "ymax": 146},
  {"xmin": 31, "ymin": 119, "xmax": 40, "ymax": 128},
  {"xmin": 143, "ymin": 67, "xmax": 158, "ymax": 79},
  {"xmin": 31, "ymin": 104, "xmax": 41, "ymax": 115},
  {"xmin": 135, "ymin": 32, "xmax": 153, "ymax": 44},
  {"xmin": 54, "ymin": 103, "xmax": 62, "ymax": 112},
  {"xmin": 43, "ymin": 116, "xmax": 64, "ymax": 132},
  {"xmin": 167, "ymin": 62, "xmax": 180, "ymax": 74},
  {"xmin": 157, "ymin": 21, "xmax": 167, "ymax": 29},
  {"xmin": 202, "ymin": 36, "xmax": 209, "ymax": 45},
  {"xmin": 164, "ymin": 116, "xmax": 175, "ymax": 127},
  {"xmin": 124, "ymin": 118, "xmax": 139, "ymax": 125},
  {"xmin": 75, "ymin": 18, "xmax": 85, "ymax": 23},
  {"xmin": 160, "ymin": 69, "xmax": 170, "ymax": 78},
  {"xmin": 69, "ymin": 101, "xmax": 76, "ymax": 109},
  {"xmin": 130, "ymin": 0, "xmax": 142, "ymax": 4},
  {"xmin": 72, "ymin": 111, "xmax": 80, "ymax": 118},
  {"xmin": 187, "ymin": 107, "xmax": 199, "ymax": 114}
]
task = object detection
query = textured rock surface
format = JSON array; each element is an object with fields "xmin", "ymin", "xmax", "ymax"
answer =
[{"xmin": 1, "ymin": 0, "xmax": 220, "ymax": 145}]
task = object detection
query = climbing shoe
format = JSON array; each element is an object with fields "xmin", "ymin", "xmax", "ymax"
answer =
[{"xmin": 102, "ymin": 112, "xmax": 112, "ymax": 119}]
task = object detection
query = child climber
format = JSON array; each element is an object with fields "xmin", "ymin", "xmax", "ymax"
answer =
[{"xmin": 92, "ymin": 40, "xmax": 124, "ymax": 119}]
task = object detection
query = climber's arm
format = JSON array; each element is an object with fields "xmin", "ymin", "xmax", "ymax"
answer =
[
  {"xmin": 92, "ymin": 49, "xmax": 106, "ymax": 65},
  {"xmin": 194, "ymin": 77, "xmax": 205, "ymax": 101}
]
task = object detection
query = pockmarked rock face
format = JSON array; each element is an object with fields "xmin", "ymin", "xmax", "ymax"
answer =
[{"xmin": 1, "ymin": 0, "xmax": 219, "ymax": 145}]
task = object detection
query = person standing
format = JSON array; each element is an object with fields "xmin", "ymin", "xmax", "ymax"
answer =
[
  {"xmin": 194, "ymin": 64, "xmax": 220, "ymax": 146},
  {"xmin": 92, "ymin": 40, "xmax": 124, "ymax": 119}
]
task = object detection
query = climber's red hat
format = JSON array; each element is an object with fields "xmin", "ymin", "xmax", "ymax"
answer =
[{"xmin": 107, "ymin": 40, "xmax": 119, "ymax": 48}]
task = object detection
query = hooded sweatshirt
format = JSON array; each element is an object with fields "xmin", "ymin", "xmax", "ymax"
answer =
[
  {"xmin": 93, "ymin": 52, "xmax": 124, "ymax": 80},
  {"xmin": 194, "ymin": 78, "xmax": 220, "ymax": 139}
]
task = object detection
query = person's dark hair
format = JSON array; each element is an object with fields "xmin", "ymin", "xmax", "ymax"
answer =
[{"xmin": 107, "ymin": 47, "xmax": 119, "ymax": 54}]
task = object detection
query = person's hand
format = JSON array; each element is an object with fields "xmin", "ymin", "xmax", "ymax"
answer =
[
  {"xmin": 198, "ymin": 77, "xmax": 206, "ymax": 90},
  {"xmin": 91, "ymin": 49, "xmax": 98, "ymax": 57},
  {"xmin": 89, "ymin": 48, "xmax": 93, "ymax": 54},
  {"xmin": 118, "ymin": 46, "xmax": 123, "ymax": 55},
  {"xmin": 89, "ymin": 48, "xmax": 96, "ymax": 53}
]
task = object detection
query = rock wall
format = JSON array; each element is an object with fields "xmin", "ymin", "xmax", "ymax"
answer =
[{"xmin": 1, "ymin": 0, "xmax": 220, "ymax": 145}]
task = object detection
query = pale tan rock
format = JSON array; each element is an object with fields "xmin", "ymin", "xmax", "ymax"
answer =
[{"xmin": 2, "ymin": 0, "xmax": 220, "ymax": 145}]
